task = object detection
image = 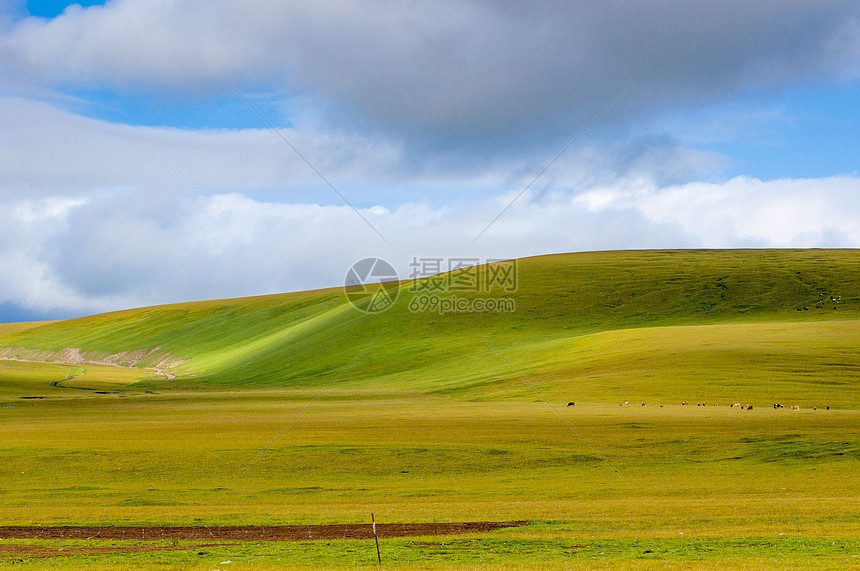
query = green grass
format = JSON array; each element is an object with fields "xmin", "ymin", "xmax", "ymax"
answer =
[
  {"xmin": 2, "ymin": 535, "xmax": 858, "ymax": 569},
  {"xmin": 0, "ymin": 249, "xmax": 859, "ymax": 568},
  {"xmin": 1, "ymin": 393, "xmax": 859, "ymax": 568}
]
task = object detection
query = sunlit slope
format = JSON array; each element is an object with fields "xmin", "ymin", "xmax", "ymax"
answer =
[
  {"xmin": 0, "ymin": 321, "xmax": 56, "ymax": 337},
  {"xmin": 436, "ymin": 319, "xmax": 860, "ymax": 407},
  {"xmin": 0, "ymin": 287, "xmax": 350, "ymax": 367},
  {"xmin": 0, "ymin": 249, "xmax": 858, "ymax": 391}
]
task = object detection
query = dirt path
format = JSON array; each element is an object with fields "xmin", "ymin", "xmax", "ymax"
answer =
[
  {"xmin": 0, "ymin": 522, "xmax": 527, "ymax": 542},
  {"xmin": 0, "ymin": 346, "xmax": 183, "ymax": 381},
  {"xmin": 50, "ymin": 373, "xmax": 75, "ymax": 388}
]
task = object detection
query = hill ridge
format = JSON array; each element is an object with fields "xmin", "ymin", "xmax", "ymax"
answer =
[{"xmin": 0, "ymin": 249, "xmax": 857, "ymax": 392}]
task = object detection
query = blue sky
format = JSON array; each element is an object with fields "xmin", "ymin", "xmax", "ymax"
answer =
[
  {"xmin": 669, "ymin": 82, "xmax": 860, "ymax": 181},
  {"xmin": 26, "ymin": 0, "xmax": 106, "ymax": 19},
  {"xmin": 1, "ymin": 1, "xmax": 859, "ymax": 322}
]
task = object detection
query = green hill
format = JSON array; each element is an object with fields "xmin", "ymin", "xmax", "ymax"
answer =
[{"xmin": 1, "ymin": 249, "xmax": 858, "ymax": 402}]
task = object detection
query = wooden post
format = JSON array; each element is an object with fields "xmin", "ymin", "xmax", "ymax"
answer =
[{"xmin": 372, "ymin": 513, "xmax": 381, "ymax": 564}]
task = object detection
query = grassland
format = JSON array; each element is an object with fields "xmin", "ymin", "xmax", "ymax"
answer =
[{"xmin": 0, "ymin": 249, "xmax": 858, "ymax": 568}]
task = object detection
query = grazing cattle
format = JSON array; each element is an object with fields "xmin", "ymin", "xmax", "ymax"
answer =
[
  {"xmin": 791, "ymin": 405, "xmax": 800, "ymax": 411},
  {"xmin": 773, "ymin": 403, "xmax": 784, "ymax": 409},
  {"xmin": 567, "ymin": 402, "xmax": 575, "ymax": 407},
  {"xmin": 732, "ymin": 403, "xmax": 741, "ymax": 408},
  {"xmin": 682, "ymin": 401, "xmax": 688, "ymax": 406},
  {"xmin": 796, "ymin": 308, "xmax": 802, "ymax": 311},
  {"xmin": 812, "ymin": 405, "xmax": 817, "ymax": 411},
  {"xmin": 642, "ymin": 403, "xmax": 646, "ymax": 407},
  {"xmin": 660, "ymin": 404, "xmax": 664, "ymax": 407},
  {"xmin": 816, "ymin": 305, "xmax": 821, "ymax": 309},
  {"xmin": 746, "ymin": 405, "xmax": 753, "ymax": 410},
  {"xmin": 803, "ymin": 307, "xmax": 809, "ymax": 311},
  {"xmin": 826, "ymin": 406, "xmax": 830, "ymax": 410}
]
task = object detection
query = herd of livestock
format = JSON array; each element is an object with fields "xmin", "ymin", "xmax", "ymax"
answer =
[
  {"xmin": 563, "ymin": 293, "xmax": 846, "ymax": 412},
  {"xmin": 565, "ymin": 402, "xmax": 830, "ymax": 411}
]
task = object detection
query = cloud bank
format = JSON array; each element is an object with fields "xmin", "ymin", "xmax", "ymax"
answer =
[
  {"xmin": 3, "ymin": 1, "xmax": 859, "ymax": 145},
  {"xmin": 1, "ymin": 1, "xmax": 859, "ymax": 320}
]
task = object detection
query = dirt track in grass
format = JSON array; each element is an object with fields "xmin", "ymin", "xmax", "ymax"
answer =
[{"xmin": 0, "ymin": 521, "xmax": 528, "ymax": 542}]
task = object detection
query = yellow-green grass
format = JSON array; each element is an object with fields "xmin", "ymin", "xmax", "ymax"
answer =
[
  {"xmin": 1, "ymin": 249, "xmax": 859, "ymax": 568},
  {"xmin": 2, "ymin": 390, "xmax": 857, "ymax": 527},
  {"xmin": 0, "ymin": 360, "xmax": 150, "ymax": 398},
  {"xmin": 0, "ymin": 391, "xmax": 858, "ymax": 568},
  {"xmin": 0, "ymin": 321, "xmax": 56, "ymax": 337}
]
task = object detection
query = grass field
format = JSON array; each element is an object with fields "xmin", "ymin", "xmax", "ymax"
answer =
[{"xmin": 0, "ymin": 250, "xmax": 858, "ymax": 568}]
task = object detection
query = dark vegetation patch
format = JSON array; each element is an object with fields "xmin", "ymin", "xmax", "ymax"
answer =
[
  {"xmin": 738, "ymin": 434, "xmax": 860, "ymax": 462},
  {"xmin": 0, "ymin": 521, "xmax": 527, "ymax": 542}
]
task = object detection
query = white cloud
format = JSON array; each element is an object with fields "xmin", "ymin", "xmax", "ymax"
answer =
[
  {"xmin": 12, "ymin": 196, "xmax": 87, "ymax": 224},
  {"xmin": 1, "ymin": 173, "xmax": 857, "ymax": 316},
  {"xmin": 574, "ymin": 175, "xmax": 860, "ymax": 247},
  {"xmin": 0, "ymin": 96, "xmax": 414, "ymax": 201},
  {"xmin": 5, "ymin": 96, "xmax": 716, "ymax": 207},
  {"xmin": 0, "ymin": 194, "xmax": 120, "ymax": 314}
]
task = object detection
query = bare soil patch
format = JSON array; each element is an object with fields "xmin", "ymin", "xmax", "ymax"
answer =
[{"xmin": 0, "ymin": 521, "xmax": 527, "ymax": 542}]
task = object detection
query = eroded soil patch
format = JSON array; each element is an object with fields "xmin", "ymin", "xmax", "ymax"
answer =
[{"xmin": 0, "ymin": 521, "xmax": 527, "ymax": 542}]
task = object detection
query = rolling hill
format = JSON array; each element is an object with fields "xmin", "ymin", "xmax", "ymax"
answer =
[{"xmin": 0, "ymin": 249, "xmax": 858, "ymax": 404}]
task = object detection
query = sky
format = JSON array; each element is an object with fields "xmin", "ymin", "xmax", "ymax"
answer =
[{"xmin": 1, "ymin": 0, "xmax": 859, "ymax": 322}]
